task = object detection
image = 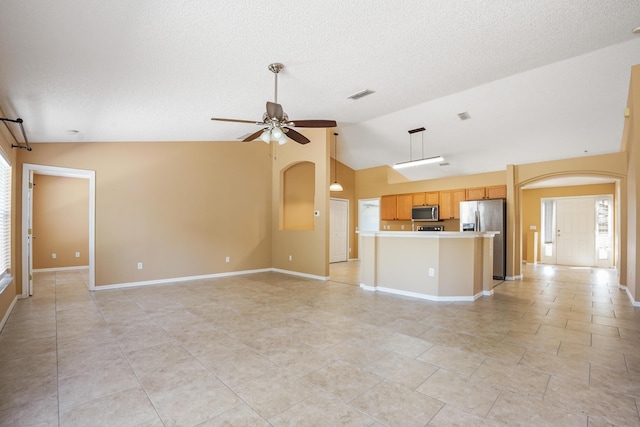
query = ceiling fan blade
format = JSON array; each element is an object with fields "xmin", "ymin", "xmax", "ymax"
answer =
[
  {"xmin": 284, "ymin": 127, "xmax": 310, "ymax": 145},
  {"xmin": 242, "ymin": 129, "xmax": 267, "ymax": 142},
  {"xmin": 288, "ymin": 119, "xmax": 337, "ymax": 128},
  {"xmin": 211, "ymin": 117, "xmax": 261, "ymax": 124},
  {"xmin": 266, "ymin": 102, "xmax": 284, "ymax": 120}
]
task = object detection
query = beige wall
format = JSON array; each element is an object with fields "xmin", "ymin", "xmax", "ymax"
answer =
[
  {"xmin": 272, "ymin": 128, "xmax": 331, "ymax": 277},
  {"xmin": 33, "ymin": 175, "xmax": 89, "ymax": 268},
  {"xmin": 0, "ymin": 107, "xmax": 19, "ymax": 325},
  {"xmin": 521, "ymin": 183, "xmax": 616, "ymax": 262},
  {"xmin": 624, "ymin": 64, "xmax": 639, "ymax": 301},
  {"xmin": 16, "ymin": 141, "xmax": 273, "ymax": 288}
]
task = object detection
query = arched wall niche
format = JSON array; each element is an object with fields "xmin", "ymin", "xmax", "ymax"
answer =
[
  {"xmin": 281, "ymin": 161, "xmax": 316, "ymax": 231},
  {"xmin": 512, "ymin": 168, "xmax": 626, "ymax": 280}
]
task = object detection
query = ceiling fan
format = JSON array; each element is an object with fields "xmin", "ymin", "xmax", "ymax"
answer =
[{"xmin": 211, "ymin": 63, "xmax": 337, "ymax": 145}]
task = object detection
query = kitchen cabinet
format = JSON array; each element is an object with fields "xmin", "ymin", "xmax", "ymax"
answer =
[
  {"xmin": 466, "ymin": 185, "xmax": 507, "ymax": 200},
  {"xmin": 381, "ymin": 194, "xmax": 412, "ymax": 220},
  {"xmin": 413, "ymin": 192, "xmax": 439, "ymax": 206},
  {"xmin": 381, "ymin": 195, "xmax": 397, "ymax": 221},
  {"xmin": 439, "ymin": 189, "xmax": 466, "ymax": 219},
  {"xmin": 396, "ymin": 194, "xmax": 413, "ymax": 220}
]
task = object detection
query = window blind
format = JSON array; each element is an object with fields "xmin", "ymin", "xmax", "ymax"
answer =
[{"xmin": 0, "ymin": 152, "xmax": 11, "ymax": 278}]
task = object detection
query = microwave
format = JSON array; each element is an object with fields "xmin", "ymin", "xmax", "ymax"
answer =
[{"xmin": 412, "ymin": 205, "xmax": 439, "ymax": 221}]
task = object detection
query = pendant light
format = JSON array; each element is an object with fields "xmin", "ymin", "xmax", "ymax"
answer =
[
  {"xmin": 393, "ymin": 127, "xmax": 443, "ymax": 169},
  {"xmin": 329, "ymin": 132, "xmax": 343, "ymax": 191}
]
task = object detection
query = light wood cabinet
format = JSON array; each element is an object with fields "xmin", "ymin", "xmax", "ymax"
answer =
[
  {"xmin": 465, "ymin": 185, "xmax": 506, "ymax": 200},
  {"xmin": 413, "ymin": 191, "xmax": 439, "ymax": 207},
  {"xmin": 439, "ymin": 189, "xmax": 466, "ymax": 219},
  {"xmin": 381, "ymin": 195, "xmax": 397, "ymax": 221},
  {"xmin": 396, "ymin": 194, "xmax": 413, "ymax": 220}
]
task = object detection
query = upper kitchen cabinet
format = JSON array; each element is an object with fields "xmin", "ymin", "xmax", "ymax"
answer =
[
  {"xmin": 381, "ymin": 194, "xmax": 412, "ymax": 221},
  {"xmin": 413, "ymin": 191, "xmax": 439, "ymax": 206},
  {"xmin": 439, "ymin": 189, "xmax": 466, "ymax": 219},
  {"xmin": 466, "ymin": 185, "xmax": 507, "ymax": 200},
  {"xmin": 381, "ymin": 195, "xmax": 397, "ymax": 221}
]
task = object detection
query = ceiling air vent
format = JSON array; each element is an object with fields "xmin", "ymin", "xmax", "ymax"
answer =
[
  {"xmin": 348, "ymin": 89, "xmax": 375, "ymax": 100},
  {"xmin": 439, "ymin": 162, "xmax": 450, "ymax": 166},
  {"xmin": 457, "ymin": 111, "xmax": 471, "ymax": 121}
]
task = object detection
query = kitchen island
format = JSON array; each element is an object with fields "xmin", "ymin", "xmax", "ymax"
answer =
[{"xmin": 358, "ymin": 231, "xmax": 498, "ymax": 301}]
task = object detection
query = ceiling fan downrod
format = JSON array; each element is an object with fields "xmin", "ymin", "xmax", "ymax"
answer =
[{"xmin": 268, "ymin": 63, "xmax": 284, "ymax": 104}]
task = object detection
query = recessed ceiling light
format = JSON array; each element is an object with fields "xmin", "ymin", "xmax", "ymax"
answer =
[
  {"xmin": 66, "ymin": 129, "xmax": 79, "ymax": 134},
  {"xmin": 633, "ymin": 26, "xmax": 640, "ymax": 34}
]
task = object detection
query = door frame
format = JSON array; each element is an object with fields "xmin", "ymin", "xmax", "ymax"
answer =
[
  {"xmin": 21, "ymin": 164, "xmax": 96, "ymax": 296},
  {"xmin": 330, "ymin": 198, "xmax": 349, "ymax": 263}
]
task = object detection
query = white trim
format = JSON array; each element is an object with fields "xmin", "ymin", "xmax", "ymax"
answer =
[
  {"xmin": 21, "ymin": 164, "xmax": 96, "ymax": 296},
  {"xmin": 0, "ymin": 295, "xmax": 18, "ymax": 332},
  {"xmin": 360, "ymin": 284, "xmax": 486, "ymax": 302},
  {"xmin": 619, "ymin": 285, "xmax": 640, "ymax": 307},
  {"xmin": 95, "ymin": 268, "xmax": 273, "ymax": 291},
  {"xmin": 0, "ymin": 274, "xmax": 12, "ymax": 294},
  {"xmin": 505, "ymin": 275, "xmax": 522, "ymax": 280},
  {"xmin": 271, "ymin": 268, "xmax": 329, "ymax": 281},
  {"xmin": 33, "ymin": 266, "xmax": 89, "ymax": 273}
]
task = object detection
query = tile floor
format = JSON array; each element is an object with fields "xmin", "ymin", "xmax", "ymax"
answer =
[{"xmin": 0, "ymin": 263, "xmax": 639, "ymax": 426}]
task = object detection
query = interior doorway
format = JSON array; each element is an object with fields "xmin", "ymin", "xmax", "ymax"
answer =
[
  {"xmin": 21, "ymin": 164, "xmax": 95, "ymax": 296},
  {"xmin": 358, "ymin": 198, "xmax": 380, "ymax": 232},
  {"xmin": 330, "ymin": 198, "xmax": 349, "ymax": 263},
  {"xmin": 540, "ymin": 195, "xmax": 613, "ymax": 268}
]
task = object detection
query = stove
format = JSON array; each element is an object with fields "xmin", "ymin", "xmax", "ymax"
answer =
[{"xmin": 415, "ymin": 225, "xmax": 444, "ymax": 232}]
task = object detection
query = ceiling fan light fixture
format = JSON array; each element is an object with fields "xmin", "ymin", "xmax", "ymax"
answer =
[{"xmin": 260, "ymin": 130, "xmax": 271, "ymax": 143}]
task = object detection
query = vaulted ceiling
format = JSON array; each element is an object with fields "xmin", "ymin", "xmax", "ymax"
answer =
[{"xmin": 0, "ymin": 1, "xmax": 639, "ymax": 181}]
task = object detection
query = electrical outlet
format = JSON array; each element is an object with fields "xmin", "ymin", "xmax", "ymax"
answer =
[
  {"xmin": 428, "ymin": 267, "xmax": 435, "ymax": 277},
  {"xmin": 401, "ymin": 225, "xmax": 405, "ymax": 230},
  {"xmin": 137, "ymin": 262, "xmax": 143, "ymax": 270},
  {"xmin": 530, "ymin": 225, "xmax": 537, "ymax": 230},
  {"xmin": 289, "ymin": 255, "xmax": 292, "ymax": 261},
  {"xmin": 75, "ymin": 251, "xmax": 80, "ymax": 258},
  {"xmin": 51, "ymin": 253, "xmax": 56, "ymax": 259},
  {"xmin": 225, "ymin": 256, "xmax": 230, "ymax": 263}
]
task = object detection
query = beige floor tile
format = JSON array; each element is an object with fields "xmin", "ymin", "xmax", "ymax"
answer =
[
  {"xmin": 269, "ymin": 393, "xmax": 377, "ymax": 426},
  {"xmin": 0, "ymin": 351, "xmax": 58, "ymax": 412},
  {"xmin": 518, "ymin": 348, "xmax": 590, "ymax": 384},
  {"xmin": 148, "ymin": 375, "xmax": 241, "ymax": 426},
  {"xmin": 558, "ymin": 341, "xmax": 627, "ymax": 372},
  {"xmin": 536, "ymin": 324, "xmax": 592, "ymax": 345},
  {"xmin": 472, "ymin": 358, "xmax": 550, "ymax": 398},
  {"xmin": 195, "ymin": 403, "xmax": 270, "ymax": 426},
  {"xmin": 365, "ymin": 351, "xmax": 438, "ymax": 389},
  {"xmin": 419, "ymin": 326, "xmax": 475, "ymax": 348},
  {"xmin": 322, "ymin": 338, "xmax": 392, "ymax": 366},
  {"xmin": 57, "ymin": 341, "xmax": 125, "ymax": 379},
  {"xmin": 417, "ymin": 344, "xmax": 486, "ymax": 376},
  {"xmin": 304, "ymin": 359, "xmax": 383, "ymax": 403},
  {"xmin": 463, "ymin": 337, "xmax": 526, "ymax": 364},
  {"xmin": 0, "ymin": 393, "xmax": 58, "ymax": 427},
  {"xmin": 0, "ymin": 335, "xmax": 56, "ymax": 361},
  {"xmin": 375, "ymin": 331, "xmax": 434, "ymax": 357},
  {"xmin": 488, "ymin": 390, "xmax": 587, "ymax": 426},
  {"xmin": 545, "ymin": 375, "xmax": 640, "ymax": 426},
  {"xmin": 135, "ymin": 357, "xmax": 211, "ymax": 394},
  {"xmin": 232, "ymin": 371, "xmax": 319, "ymax": 419},
  {"xmin": 427, "ymin": 404, "xmax": 499, "ymax": 426},
  {"xmin": 204, "ymin": 348, "xmax": 284, "ymax": 387},
  {"xmin": 565, "ymin": 319, "xmax": 620, "ymax": 337},
  {"xmin": 60, "ymin": 386, "xmax": 160, "ymax": 427},
  {"xmin": 589, "ymin": 364, "xmax": 640, "ymax": 399},
  {"xmin": 352, "ymin": 380, "xmax": 444, "ymax": 426},
  {"xmin": 416, "ymin": 369, "xmax": 501, "ymax": 417},
  {"xmin": 501, "ymin": 330, "xmax": 562, "ymax": 354},
  {"xmin": 58, "ymin": 358, "xmax": 141, "ymax": 409}
]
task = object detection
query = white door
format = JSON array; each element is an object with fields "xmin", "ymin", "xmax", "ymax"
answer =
[
  {"xmin": 330, "ymin": 198, "xmax": 348, "ymax": 263},
  {"xmin": 556, "ymin": 197, "xmax": 596, "ymax": 266},
  {"xmin": 27, "ymin": 169, "xmax": 34, "ymax": 296}
]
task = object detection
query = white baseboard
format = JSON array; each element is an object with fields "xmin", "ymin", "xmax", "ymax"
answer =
[
  {"xmin": 360, "ymin": 284, "xmax": 484, "ymax": 302},
  {"xmin": 0, "ymin": 295, "xmax": 18, "ymax": 332},
  {"xmin": 619, "ymin": 285, "xmax": 640, "ymax": 307},
  {"xmin": 505, "ymin": 275, "xmax": 522, "ymax": 281},
  {"xmin": 95, "ymin": 268, "xmax": 273, "ymax": 291},
  {"xmin": 33, "ymin": 266, "xmax": 89, "ymax": 273},
  {"xmin": 271, "ymin": 268, "xmax": 329, "ymax": 281}
]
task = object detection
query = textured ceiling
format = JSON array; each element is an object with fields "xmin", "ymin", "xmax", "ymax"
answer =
[{"xmin": 0, "ymin": 1, "xmax": 639, "ymax": 181}]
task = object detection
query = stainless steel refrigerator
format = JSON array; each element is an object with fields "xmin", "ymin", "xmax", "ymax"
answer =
[{"xmin": 459, "ymin": 199, "xmax": 506, "ymax": 280}]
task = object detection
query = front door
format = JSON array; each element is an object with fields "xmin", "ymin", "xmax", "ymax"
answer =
[{"xmin": 556, "ymin": 197, "xmax": 596, "ymax": 266}]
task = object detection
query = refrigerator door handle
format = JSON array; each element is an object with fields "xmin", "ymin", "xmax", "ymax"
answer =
[{"xmin": 475, "ymin": 210, "xmax": 480, "ymax": 231}]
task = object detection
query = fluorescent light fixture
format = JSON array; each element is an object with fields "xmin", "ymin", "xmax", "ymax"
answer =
[{"xmin": 393, "ymin": 156, "xmax": 444, "ymax": 169}]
